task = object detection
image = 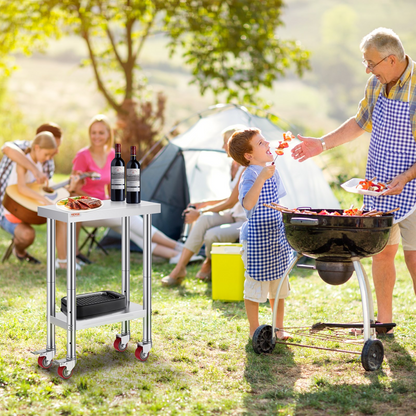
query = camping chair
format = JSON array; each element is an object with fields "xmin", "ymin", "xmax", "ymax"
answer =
[
  {"xmin": 79, "ymin": 227, "xmax": 109, "ymax": 258},
  {"xmin": 1, "ymin": 239, "xmax": 14, "ymax": 263}
]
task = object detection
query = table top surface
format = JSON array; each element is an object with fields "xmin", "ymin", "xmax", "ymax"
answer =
[{"xmin": 38, "ymin": 199, "xmax": 161, "ymax": 223}]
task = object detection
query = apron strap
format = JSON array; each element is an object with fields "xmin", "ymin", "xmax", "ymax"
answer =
[{"xmin": 408, "ymin": 62, "xmax": 413, "ymax": 102}]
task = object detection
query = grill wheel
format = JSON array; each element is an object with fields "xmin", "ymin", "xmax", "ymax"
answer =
[
  {"xmin": 361, "ymin": 339, "xmax": 384, "ymax": 371},
  {"xmin": 252, "ymin": 324, "xmax": 275, "ymax": 354}
]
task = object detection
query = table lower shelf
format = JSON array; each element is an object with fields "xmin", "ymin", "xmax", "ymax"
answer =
[{"xmin": 50, "ymin": 302, "xmax": 146, "ymax": 330}]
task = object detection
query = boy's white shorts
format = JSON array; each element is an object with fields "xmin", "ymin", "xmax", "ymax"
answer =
[{"xmin": 241, "ymin": 241, "xmax": 290, "ymax": 303}]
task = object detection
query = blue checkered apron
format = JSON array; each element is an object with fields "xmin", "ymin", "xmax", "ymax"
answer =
[
  {"xmin": 246, "ymin": 172, "xmax": 293, "ymax": 281},
  {"xmin": 364, "ymin": 68, "xmax": 416, "ymax": 223}
]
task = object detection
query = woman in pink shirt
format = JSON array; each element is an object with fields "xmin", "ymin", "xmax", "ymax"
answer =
[{"xmin": 63, "ymin": 114, "xmax": 198, "ymax": 265}]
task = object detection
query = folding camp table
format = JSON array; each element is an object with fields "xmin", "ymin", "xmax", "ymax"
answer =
[{"xmin": 33, "ymin": 200, "xmax": 160, "ymax": 379}]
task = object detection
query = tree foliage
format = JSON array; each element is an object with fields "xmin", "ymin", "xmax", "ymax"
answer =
[
  {"xmin": 0, "ymin": 1, "xmax": 61, "ymax": 77},
  {"xmin": 0, "ymin": 0, "xmax": 310, "ymax": 160}
]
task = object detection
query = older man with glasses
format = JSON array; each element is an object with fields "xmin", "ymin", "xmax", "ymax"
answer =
[{"xmin": 291, "ymin": 27, "xmax": 416, "ymax": 337}]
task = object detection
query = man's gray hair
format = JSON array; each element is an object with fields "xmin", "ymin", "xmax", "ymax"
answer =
[{"xmin": 360, "ymin": 27, "xmax": 405, "ymax": 61}]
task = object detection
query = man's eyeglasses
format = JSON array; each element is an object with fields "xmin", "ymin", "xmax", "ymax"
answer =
[{"xmin": 362, "ymin": 55, "xmax": 391, "ymax": 71}]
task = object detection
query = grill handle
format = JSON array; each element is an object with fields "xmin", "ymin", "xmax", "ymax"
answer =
[{"xmin": 290, "ymin": 218, "xmax": 319, "ymax": 226}]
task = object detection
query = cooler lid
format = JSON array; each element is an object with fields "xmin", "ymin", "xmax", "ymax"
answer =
[{"xmin": 211, "ymin": 243, "xmax": 242, "ymax": 255}]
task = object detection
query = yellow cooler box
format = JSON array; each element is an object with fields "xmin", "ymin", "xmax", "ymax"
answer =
[{"xmin": 211, "ymin": 243, "xmax": 245, "ymax": 301}]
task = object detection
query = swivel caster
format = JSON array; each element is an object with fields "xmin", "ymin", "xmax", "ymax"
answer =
[
  {"xmin": 252, "ymin": 324, "xmax": 275, "ymax": 354},
  {"xmin": 361, "ymin": 339, "xmax": 384, "ymax": 371},
  {"xmin": 57, "ymin": 366, "xmax": 73, "ymax": 380},
  {"xmin": 38, "ymin": 356, "xmax": 53, "ymax": 369},
  {"xmin": 135, "ymin": 345, "xmax": 149, "ymax": 362},
  {"xmin": 114, "ymin": 337, "xmax": 128, "ymax": 352}
]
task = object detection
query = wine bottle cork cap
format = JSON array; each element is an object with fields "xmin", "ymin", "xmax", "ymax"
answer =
[
  {"xmin": 115, "ymin": 143, "xmax": 121, "ymax": 152},
  {"xmin": 130, "ymin": 146, "xmax": 136, "ymax": 155}
]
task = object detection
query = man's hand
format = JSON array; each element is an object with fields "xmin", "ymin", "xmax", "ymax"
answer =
[
  {"xmin": 291, "ymin": 135, "xmax": 323, "ymax": 162},
  {"xmin": 34, "ymin": 169, "xmax": 48, "ymax": 185},
  {"xmin": 68, "ymin": 171, "xmax": 85, "ymax": 194},
  {"xmin": 183, "ymin": 207, "xmax": 200, "ymax": 224},
  {"xmin": 383, "ymin": 174, "xmax": 408, "ymax": 196}
]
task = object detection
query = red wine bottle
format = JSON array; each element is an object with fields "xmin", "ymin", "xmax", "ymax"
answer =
[
  {"xmin": 111, "ymin": 143, "xmax": 125, "ymax": 201},
  {"xmin": 126, "ymin": 146, "xmax": 141, "ymax": 204}
]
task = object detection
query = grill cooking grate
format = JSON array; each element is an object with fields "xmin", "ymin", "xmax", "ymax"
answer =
[{"xmin": 61, "ymin": 291, "xmax": 126, "ymax": 319}]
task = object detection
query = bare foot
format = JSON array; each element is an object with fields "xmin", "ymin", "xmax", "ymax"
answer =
[
  {"xmin": 199, "ymin": 258, "xmax": 211, "ymax": 274},
  {"xmin": 196, "ymin": 259, "xmax": 211, "ymax": 280},
  {"xmin": 276, "ymin": 330, "xmax": 291, "ymax": 341}
]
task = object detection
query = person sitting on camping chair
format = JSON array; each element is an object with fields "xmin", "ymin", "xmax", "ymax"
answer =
[
  {"xmin": 161, "ymin": 125, "xmax": 247, "ymax": 286},
  {"xmin": 65, "ymin": 114, "xmax": 202, "ymax": 265}
]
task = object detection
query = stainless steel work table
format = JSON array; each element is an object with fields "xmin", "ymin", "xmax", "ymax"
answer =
[{"xmin": 34, "ymin": 200, "xmax": 161, "ymax": 379}]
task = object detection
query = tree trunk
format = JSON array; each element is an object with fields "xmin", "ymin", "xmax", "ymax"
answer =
[{"xmin": 115, "ymin": 93, "xmax": 166, "ymax": 168}]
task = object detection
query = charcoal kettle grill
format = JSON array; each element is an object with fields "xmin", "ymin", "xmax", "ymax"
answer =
[{"xmin": 252, "ymin": 208, "xmax": 395, "ymax": 371}]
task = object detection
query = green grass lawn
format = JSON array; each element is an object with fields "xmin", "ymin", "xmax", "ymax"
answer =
[{"xmin": 1, "ymin": 189, "xmax": 416, "ymax": 415}]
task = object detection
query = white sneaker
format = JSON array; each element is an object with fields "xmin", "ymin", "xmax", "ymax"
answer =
[
  {"xmin": 169, "ymin": 253, "xmax": 204, "ymax": 265},
  {"xmin": 175, "ymin": 242, "xmax": 185, "ymax": 251},
  {"xmin": 189, "ymin": 254, "xmax": 204, "ymax": 263},
  {"xmin": 169, "ymin": 253, "xmax": 181, "ymax": 264}
]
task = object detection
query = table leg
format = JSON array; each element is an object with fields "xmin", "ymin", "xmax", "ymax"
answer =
[
  {"xmin": 137, "ymin": 213, "xmax": 152, "ymax": 357},
  {"xmin": 56, "ymin": 222, "xmax": 77, "ymax": 376},
  {"xmin": 47, "ymin": 219, "xmax": 56, "ymax": 353},
  {"xmin": 117, "ymin": 216, "xmax": 131, "ymax": 348},
  {"xmin": 33, "ymin": 218, "xmax": 56, "ymax": 366}
]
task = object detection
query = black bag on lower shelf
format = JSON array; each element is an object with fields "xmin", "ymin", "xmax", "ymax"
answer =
[{"xmin": 61, "ymin": 291, "xmax": 126, "ymax": 319}]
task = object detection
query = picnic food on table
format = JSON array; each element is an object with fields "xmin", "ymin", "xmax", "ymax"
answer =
[
  {"xmin": 275, "ymin": 131, "xmax": 295, "ymax": 156},
  {"xmin": 57, "ymin": 196, "xmax": 102, "ymax": 210},
  {"xmin": 356, "ymin": 178, "xmax": 387, "ymax": 192},
  {"xmin": 264, "ymin": 202, "xmax": 399, "ymax": 217}
]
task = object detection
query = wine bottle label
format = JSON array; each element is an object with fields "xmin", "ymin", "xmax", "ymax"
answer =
[
  {"xmin": 111, "ymin": 166, "xmax": 125, "ymax": 189},
  {"xmin": 126, "ymin": 168, "xmax": 140, "ymax": 192}
]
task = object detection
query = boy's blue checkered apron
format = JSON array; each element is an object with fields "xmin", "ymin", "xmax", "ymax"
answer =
[
  {"xmin": 247, "ymin": 171, "xmax": 293, "ymax": 281},
  {"xmin": 364, "ymin": 66, "xmax": 416, "ymax": 223}
]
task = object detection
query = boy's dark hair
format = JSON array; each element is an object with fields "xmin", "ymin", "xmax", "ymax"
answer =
[
  {"xmin": 228, "ymin": 128, "xmax": 260, "ymax": 167},
  {"xmin": 36, "ymin": 122, "xmax": 62, "ymax": 140}
]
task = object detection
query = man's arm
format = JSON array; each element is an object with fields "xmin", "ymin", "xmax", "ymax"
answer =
[
  {"xmin": 292, "ymin": 117, "xmax": 366, "ymax": 162},
  {"xmin": 2, "ymin": 142, "xmax": 48, "ymax": 184}
]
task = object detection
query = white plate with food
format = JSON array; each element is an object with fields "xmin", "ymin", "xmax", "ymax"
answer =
[
  {"xmin": 56, "ymin": 196, "xmax": 103, "ymax": 211},
  {"xmin": 341, "ymin": 178, "xmax": 389, "ymax": 197}
]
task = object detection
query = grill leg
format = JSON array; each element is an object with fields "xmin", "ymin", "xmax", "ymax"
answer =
[
  {"xmin": 272, "ymin": 254, "xmax": 302, "ymax": 343},
  {"xmin": 353, "ymin": 259, "xmax": 375, "ymax": 342}
]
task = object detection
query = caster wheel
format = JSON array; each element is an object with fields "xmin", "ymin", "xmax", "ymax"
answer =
[
  {"xmin": 252, "ymin": 324, "xmax": 275, "ymax": 354},
  {"xmin": 361, "ymin": 339, "xmax": 384, "ymax": 371},
  {"xmin": 38, "ymin": 356, "xmax": 53, "ymax": 369},
  {"xmin": 57, "ymin": 366, "xmax": 73, "ymax": 380},
  {"xmin": 135, "ymin": 345, "xmax": 149, "ymax": 362},
  {"xmin": 114, "ymin": 337, "xmax": 128, "ymax": 352}
]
